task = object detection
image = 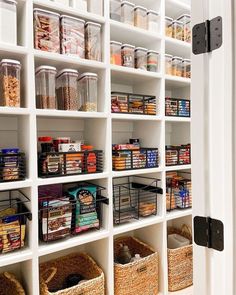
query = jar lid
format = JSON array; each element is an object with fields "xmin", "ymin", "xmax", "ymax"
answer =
[
  {"xmin": 35, "ymin": 65, "xmax": 57, "ymax": 74},
  {"xmin": 110, "ymin": 41, "xmax": 122, "ymax": 46},
  {"xmin": 165, "ymin": 16, "xmax": 173, "ymax": 21},
  {"xmin": 38, "ymin": 136, "xmax": 52, "ymax": 142},
  {"xmin": 172, "ymin": 20, "xmax": 184, "ymax": 25},
  {"xmin": 85, "ymin": 21, "xmax": 101, "ymax": 27},
  {"xmin": 172, "ymin": 56, "xmax": 183, "ymax": 61},
  {"xmin": 56, "ymin": 68, "xmax": 79, "ymax": 78},
  {"xmin": 33, "ymin": 8, "xmax": 60, "ymax": 17},
  {"xmin": 148, "ymin": 50, "xmax": 159, "ymax": 55},
  {"xmin": 61, "ymin": 15, "xmax": 85, "ymax": 23},
  {"xmin": 183, "ymin": 58, "xmax": 191, "ymax": 63},
  {"xmin": 121, "ymin": 44, "xmax": 135, "ymax": 49},
  {"xmin": 78, "ymin": 72, "xmax": 98, "ymax": 80},
  {"xmin": 135, "ymin": 47, "xmax": 148, "ymax": 52},
  {"xmin": 134, "ymin": 5, "xmax": 147, "ymax": 11},
  {"xmin": 177, "ymin": 14, "xmax": 191, "ymax": 21},
  {"xmin": 121, "ymin": 1, "xmax": 135, "ymax": 7},
  {"xmin": 1, "ymin": 59, "xmax": 21, "ymax": 66},
  {"xmin": 147, "ymin": 10, "xmax": 159, "ymax": 16},
  {"xmin": 165, "ymin": 54, "xmax": 173, "ymax": 58}
]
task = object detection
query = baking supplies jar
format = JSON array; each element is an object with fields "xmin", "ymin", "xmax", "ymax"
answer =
[
  {"xmin": 85, "ymin": 22, "xmax": 102, "ymax": 61},
  {"xmin": 177, "ymin": 14, "xmax": 191, "ymax": 42},
  {"xmin": 182, "ymin": 59, "xmax": 191, "ymax": 78},
  {"xmin": 165, "ymin": 16, "xmax": 173, "ymax": 37},
  {"xmin": 0, "ymin": 0, "xmax": 17, "ymax": 45},
  {"xmin": 121, "ymin": 1, "xmax": 134, "ymax": 26},
  {"xmin": 56, "ymin": 69, "xmax": 79, "ymax": 111},
  {"xmin": 110, "ymin": 41, "xmax": 122, "ymax": 65},
  {"xmin": 0, "ymin": 59, "xmax": 21, "ymax": 107},
  {"xmin": 134, "ymin": 6, "xmax": 147, "ymax": 29},
  {"xmin": 35, "ymin": 66, "xmax": 57, "ymax": 109},
  {"xmin": 135, "ymin": 47, "xmax": 147, "ymax": 70},
  {"xmin": 87, "ymin": 0, "xmax": 103, "ymax": 15},
  {"xmin": 121, "ymin": 44, "xmax": 135, "ymax": 68},
  {"xmin": 172, "ymin": 20, "xmax": 183, "ymax": 40},
  {"xmin": 147, "ymin": 10, "xmax": 159, "ymax": 32},
  {"xmin": 172, "ymin": 56, "xmax": 183, "ymax": 76},
  {"xmin": 60, "ymin": 15, "xmax": 85, "ymax": 58},
  {"xmin": 147, "ymin": 50, "xmax": 159, "ymax": 72},
  {"xmin": 74, "ymin": 0, "xmax": 87, "ymax": 11},
  {"xmin": 78, "ymin": 73, "xmax": 98, "ymax": 112},
  {"xmin": 34, "ymin": 9, "xmax": 60, "ymax": 53},
  {"xmin": 165, "ymin": 54, "xmax": 173, "ymax": 75},
  {"xmin": 110, "ymin": 0, "xmax": 121, "ymax": 21}
]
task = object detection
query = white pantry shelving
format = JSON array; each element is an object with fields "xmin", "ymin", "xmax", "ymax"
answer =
[{"xmin": 0, "ymin": 0, "xmax": 192, "ymax": 294}]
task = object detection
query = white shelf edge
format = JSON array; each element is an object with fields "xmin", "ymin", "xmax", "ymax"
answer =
[
  {"xmin": 0, "ymin": 43, "xmax": 28, "ymax": 55},
  {"xmin": 36, "ymin": 109, "xmax": 108, "ymax": 119},
  {"xmin": 165, "ymin": 37, "xmax": 191, "ymax": 49},
  {"xmin": 165, "ymin": 75, "xmax": 191, "ymax": 85},
  {"xmin": 112, "ymin": 113, "xmax": 162, "ymax": 121},
  {"xmin": 0, "ymin": 249, "xmax": 33, "ymax": 267},
  {"xmin": 0, "ymin": 107, "xmax": 30, "ymax": 115},
  {"xmin": 0, "ymin": 179, "xmax": 33, "ymax": 191},
  {"xmin": 165, "ymin": 165, "xmax": 192, "ymax": 172},
  {"xmin": 111, "ymin": 64, "xmax": 162, "ymax": 79},
  {"xmin": 112, "ymin": 167, "xmax": 163, "ymax": 178},
  {"xmin": 166, "ymin": 209, "xmax": 193, "ymax": 221},
  {"xmin": 165, "ymin": 116, "xmax": 191, "ymax": 122}
]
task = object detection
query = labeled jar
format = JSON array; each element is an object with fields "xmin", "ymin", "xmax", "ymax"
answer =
[
  {"xmin": 110, "ymin": 0, "xmax": 121, "ymax": 21},
  {"xmin": 172, "ymin": 56, "xmax": 183, "ymax": 77},
  {"xmin": 135, "ymin": 47, "xmax": 147, "ymax": 70},
  {"xmin": 87, "ymin": 0, "xmax": 103, "ymax": 15},
  {"xmin": 35, "ymin": 66, "xmax": 57, "ymax": 109},
  {"xmin": 147, "ymin": 50, "xmax": 159, "ymax": 72},
  {"xmin": 0, "ymin": 59, "xmax": 21, "ymax": 107},
  {"xmin": 172, "ymin": 20, "xmax": 183, "ymax": 41},
  {"xmin": 147, "ymin": 10, "xmax": 159, "ymax": 32},
  {"xmin": 182, "ymin": 59, "xmax": 191, "ymax": 78},
  {"xmin": 165, "ymin": 54, "xmax": 173, "ymax": 75},
  {"xmin": 121, "ymin": 1, "xmax": 134, "ymax": 26},
  {"xmin": 34, "ymin": 9, "xmax": 60, "ymax": 53},
  {"xmin": 0, "ymin": 0, "xmax": 17, "ymax": 45},
  {"xmin": 78, "ymin": 73, "xmax": 98, "ymax": 112},
  {"xmin": 121, "ymin": 44, "xmax": 135, "ymax": 68},
  {"xmin": 56, "ymin": 69, "xmax": 79, "ymax": 111},
  {"xmin": 60, "ymin": 15, "xmax": 85, "ymax": 58},
  {"xmin": 177, "ymin": 14, "xmax": 191, "ymax": 43},
  {"xmin": 110, "ymin": 41, "xmax": 122, "ymax": 65},
  {"xmin": 85, "ymin": 22, "xmax": 102, "ymax": 61},
  {"xmin": 165, "ymin": 16, "xmax": 173, "ymax": 37},
  {"xmin": 134, "ymin": 6, "xmax": 147, "ymax": 30}
]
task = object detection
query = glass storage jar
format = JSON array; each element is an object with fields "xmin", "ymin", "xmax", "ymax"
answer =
[
  {"xmin": 0, "ymin": 0, "xmax": 17, "ymax": 45},
  {"xmin": 121, "ymin": 44, "xmax": 135, "ymax": 68},
  {"xmin": 165, "ymin": 54, "xmax": 173, "ymax": 75},
  {"xmin": 56, "ymin": 69, "xmax": 79, "ymax": 111},
  {"xmin": 0, "ymin": 59, "xmax": 21, "ymax": 107},
  {"xmin": 78, "ymin": 73, "xmax": 98, "ymax": 112},
  {"xmin": 177, "ymin": 14, "xmax": 191, "ymax": 43},
  {"xmin": 135, "ymin": 47, "xmax": 147, "ymax": 70},
  {"xmin": 61, "ymin": 15, "xmax": 85, "ymax": 58},
  {"xmin": 85, "ymin": 22, "xmax": 102, "ymax": 61},
  {"xmin": 87, "ymin": 0, "xmax": 103, "ymax": 15},
  {"xmin": 147, "ymin": 50, "xmax": 159, "ymax": 72},
  {"xmin": 165, "ymin": 16, "xmax": 173, "ymax": 37},
  {"xmin": 134, "ymin": 6, "xmax": 147, "ymax": 29},
  {"xmin": 172, "ymin": 20, "xmax": 183, "ymax": 41},
  {"xmin": 74, "ymin": 0, "xmax": 87, "ymax": 11},
  {"xmin": 110, "ymin": 41, "xmax": 122, "ymax": 65},
  {"xmin": 172, "ymin": 56, "xmax": 183, "ymax": 76},
  {"xmin": 121, "ymin": 1, "xmax": 134, "ymax": 26},
  {"xmin": 110, "ymin": 0, "xmax": 121, "ymax": 21},
  {"xmin": 35, "ymin": 65, "xmax": 57, "ymax": 109},
  {"xmin": 147, "ymin": 10, "xmax": 159, "ymax": 32},
  {"xmin": 34, "ymin": 8, "xmax": 60, "ymax": 53},
  {"xmin": 182, "ymin": 59, "xmax": 191, "ymax": 78}
]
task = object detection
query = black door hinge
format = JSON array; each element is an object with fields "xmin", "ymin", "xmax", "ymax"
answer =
[
  {"xmin": 192, "ymin": 16, "xmax": 222, "ymax": 55},
  {"xmin": 194, "ymin": 216, "xmax": 224, "ymax": 251}
]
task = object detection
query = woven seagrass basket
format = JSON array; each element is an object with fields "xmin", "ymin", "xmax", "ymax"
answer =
[
  {"xmin": 167, "ymin": 225, "xmax": 193, "ymax": 292},
  {"xmin": 0, "ymin": 272, "xmax": 25, "ymax": 295},
  {"xmin": 114, "ymin": 236, "xmax": 159, "ymax": 295},
  {"xmin": 39, "ymin": 253, "xmax": 105, "ymax": 295}
]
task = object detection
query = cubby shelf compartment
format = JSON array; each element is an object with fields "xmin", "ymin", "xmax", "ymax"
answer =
[
  {"xmin": 36, "ymin": 109, "xmax": 108, "ymax": 119},
  {"xmin": 165, "ymin": 37, "xmax": 191, "ymax": 59},
  {"xmin": 165, "ymin": 165, "xmax": 191, "ymax": 172},
  {"xmin": 165, "ymin": 117, "xmax": 191, "ymax": 122},
  {"xmin": 0, "ymin": 249, "xmax": 33, "ymax": 268},
  {"xmin": 165, "ymin": 75, "xmax": 191, "ymax": 88},
  {"xmin": 166, "ymin": 208, "xmax": 193, "ymax": 221}
]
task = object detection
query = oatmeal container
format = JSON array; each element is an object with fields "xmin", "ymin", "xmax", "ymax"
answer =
[
  {"xmin": 60, "ymin": 15, "xmax": 85, "ymax": 58},
  {"xmin": 165, "ymin": 16, "xmax": 173, "ymax": 37},
  {"xmin": 35, "ymin": 66, "xmax": 57, "ymax": 109},
  {"xmin": 34, "ymin": 8, "xmax": 60, "ymax": 53},
  {"xmin": 0, "ymin": 0, "xmax": 17, "ymax": 45},
  {"xmin": 78, "ymin": 73, "xmax": 98, "ymax": 112},
  {"xmin": 85, "ymin": 22, "xmax": 102, "ymax": 61},
  {"xmin": 87, "ymin": 0, "xmax": 103, "ymax": 15},
  {"xmin": 110, "ymin": 41, "xmax": 122, "ymax": 65},
  {"xmin": 172, "ymin": 20, "xmax": 183, "ymax": 40},
  {"xmin": 56, "ymin": 69, "xmax": 79, "ymax": 111},
  {"xmin": 134, "ymin": 6, "xmax": 147, "ymax": 29},
  {"xmin": 165, "ymin": 54, "xmax": 173, "ymax": 75},
  {"xmin": 172, "ymin": 56, "xmax": 183, "ymax": 77},
  {"xmin": 110, "ymin": 0, "xmax": 121, "ymax": 21},
  {"xmin": 121, "ymin": 1, "xmax": 134, "ymax": 26},
  {"xmin": 147, "ymin": 50, "xmax": 159, "ymax": 72},
  {"xmin": 121, "ymin": 44, "xmax": 135, "ymax": 68},
  {"xmin": 0, "ymin": 59, "xmax": 21, "ymax": 107},
  {"xmin": 135, "ymin": 47, "xmax": 148, "ymax": 70},
  {"xmin": 182, "ymin": 59, "xmax": 191, "ymax": 78},
  {"xmin": 147, "ymin": 10, "xmax": 159, "ymax": 32},
  {"xmin": 177, "ymin": 14, "xmax": 191, "ymax": 43}
]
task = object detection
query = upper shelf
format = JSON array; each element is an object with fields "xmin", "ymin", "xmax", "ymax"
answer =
[
  {"xmin": 165, "ymin": 0, "xmax": 190, "ymax": 19},
  {"xmin": 165, "ymin": 75, "xmax": 191, "ymax": 88},
  {"xmin": 165, "ymin": 37, "xmax": 191, "ymax": 59}
]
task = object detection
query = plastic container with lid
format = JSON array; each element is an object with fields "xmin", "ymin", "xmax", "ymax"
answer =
[
  {"xmin": 50, "ymin": 0, "xmax": 69, "ymax": 6},
  {"xmin": 121, "ymin": 44, "xmax": 135, "ymax": 68},
  {"xmin": 110, "ymin": 41, "xmax": 122, "ymax": 65},
  {"xmin": 74, "ymin": 0, "xmax": 87, "ymax": 11},
  {"xmin": 165, "ymin": 16, "xmax": 173, "ymax": 37},
  {"xmin": 56, "ymin": 69, "xmax": 79, "ymax": 111},
  {"xmin": 85, "ymin": 22, "xmax": 102, "ymax": 61},
  {"xmin": 172, "ymin": 20, "xmax": 183, "ymax": 41},
  {"xmin": 165, "ymin": 54, "xmax": 173, "ymax": 75},
  {"xmin": 78, "ymin": 73, "xmax": 98, "ymax": 112},
  {"xmin": 35, "ymin": 65, "xmax": 57, "ymax": 109},
  {"xmin": 0, "ymin": 59, "xmax": 21, "ymax": 107},
  {"xmin": 34, "ymin": 9, "xmax": 60, "ymax": 53},
  {"xmin": 182, "ymin": 59, "xmax": 191, "ymax": 78},
  {"xmin": 0, "ymin": 0, "xmax": 17, "ymax": 45},
  {"xmin": 147, "ymin": 50, "xmax": 159, "ymax": 72},
  {"xmin": 147, "ymin": 10, "xmax": 159, "ymax": 32},
  {"xmin": 60, "ymin": 15, "xmax": 85, "ymax": 58},
  {"xmin": 172, "ymin": 56, "xmax": 183, "ymax": 77},
  {"xmin": 134, "ymin": 6, "xmax": 147, "ymax": 30},
  {"xmin": 177, "ymin": 14, "xmax": 191, "ymax": 43},
  {"xmin": 135, "ymin": 47, "xmax": 147, "ymax": 70},
  {"xmin": 87, "ymin": 0, "xmax": 103, "ymax": 15},
  {"xmin": 121, "ymin": 1, "xmax": 134, "ymax": 26},
  {"xmin": 110, "ymin": 0, "xmax": 121, "ymax": 21}
]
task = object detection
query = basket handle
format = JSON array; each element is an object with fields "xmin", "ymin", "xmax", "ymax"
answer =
[
  {"xmin": 41, "ymin": 267, "xmax": 57, "ymax": 284},
  {"xmin": 181, "ymin": 224, "xmax": 192, "ymax": 237}
]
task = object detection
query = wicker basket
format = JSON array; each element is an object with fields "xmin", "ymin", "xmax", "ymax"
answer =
[
  {"xmin": 0, "ymin": 272, "xmax": 25, "ymax": 295},
  {"xmin": 39, "ymin": 253, "xmax": 105, "ymax": 295},
  {"xmin": 114, "ymin": 236, "xmax": 159, "ymax": 295},
  {"xmin": 167, "ymin": 225, "xmax": 193, "ymax": 292}
]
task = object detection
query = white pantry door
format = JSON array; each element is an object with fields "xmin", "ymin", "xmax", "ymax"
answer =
[{"xmin": 191, "ymin": 0, "xmax": 234, "ymax": 294}]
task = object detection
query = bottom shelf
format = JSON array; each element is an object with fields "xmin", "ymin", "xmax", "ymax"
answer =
[{"xmin": 169, "ymin": 285, "xmax": 193, "ymax": 295}]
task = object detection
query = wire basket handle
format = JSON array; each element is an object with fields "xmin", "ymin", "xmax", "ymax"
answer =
[{"xmin": 41, "ymin": 267, "xmax": 57, "ymax": 284}]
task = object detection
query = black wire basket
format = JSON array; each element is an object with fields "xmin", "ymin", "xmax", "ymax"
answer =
[
  {"xmin": 166, "ymin": 145, "xmax": 191, "ymax": 166},
  {"xmin": 165, "ymin": 97, "xmax": 191, "ymax": 117},
  {"xmin": 0, "ymin": 152, "xmax": 26, "ymax": 182}
]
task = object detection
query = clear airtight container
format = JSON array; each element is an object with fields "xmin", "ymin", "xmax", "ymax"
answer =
[
  {"xmin": 147, "ymin": 10, "xmax": 159, "ymax": 32},
  {"xmin": 121, "ymin": 1, "xmax": 134, "ymax": 26},
  {"xmin": 78, "ymin": 73, "xmax": 98, "ymax": 112},
  {"xmin": 121, "ymin": 44, "xmax": 135, "ymax": 68},
  {"xmin": 74, "ymin": 0, "xmax": 87, "ymax": 11},
  {"xmin": 0, "ymin": 59, "xmax": 21, "ymax": 107},
  {"xmin": 50, "ymin": 0, "xmax": 69, "ymax": 6},
  {"xmin": 177, "ymin": 14, "xmax": 191, "ymax": 43},
  {"xmin": 87, "ymin": 0, "xmax": 103, "ymax": 15},
  {"xmin": 110, "ymin": 0, "xmax": 121, "ymax": 21},
  {"xmin": 182, "ymin": 59, "xmax": 191, "ymax": 78},
  {"xmin": 134, "ymin": 6, "xmax": 147, "ymax": 30},
  {"xmin": 165, "ymin": 17, "xmax": 173, "ymax": 37},
  {"xmin": 147, "ymin": 50, "xmax": 159, "ymax": 72},
  {"xmin": 35, "ymin": 66, "xmax": 57, "ymax": 109},
  {"xmin": 56, "ymin": 69, "xmax": 79, "ymax": 111},
  {"xmin": 172, "ymin": 56, "xmax": 183, "ymax": 77},
  {"xmin": 135, "ymin": 47, "xmax": 147, "ymax": 70},
  {"xmin": 0, "ymin": 0, "xmax": 17, "ymax": 45},
  {"xmin": 172, "ymin": 20, "xmax": 183, "ymax": 41},
  {"xmin": 110, "ymin": 41, "xmax": 122, "ymax": 65},
  {"xmin": 165, "ymin": 54, "xmax": 173, "ymax": 75},
  {"xmin": 85, "ymin": 22, "xmax": 102, "ymax": 61},
  {"xmin": 60, "ymin": 15, "xmax": 85, "ymax": 58}
]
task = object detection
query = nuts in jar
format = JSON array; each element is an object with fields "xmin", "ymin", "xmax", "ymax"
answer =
[
  {"xmin": 78, "ymin": 72, "xmax": 98, "ymax": 112},
  {"xmin": 121, "ymin": 44, "xmax": 135, "ymax": 68}
]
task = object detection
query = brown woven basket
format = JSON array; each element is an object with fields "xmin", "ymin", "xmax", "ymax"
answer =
[
  {"xmin": 167, "ymin": 225, "xmax": 193, "ymax": 292},
  {"xmin": 39, "ymin": 252, "xmax": 105, "ymax": 295},
  {"xmin": 0, "ymin": 272, "xmax": 25, "ymax": 295},
  {"xmin": 114, "ymin": 236, "xmax": 159, "ymax": 295}
]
